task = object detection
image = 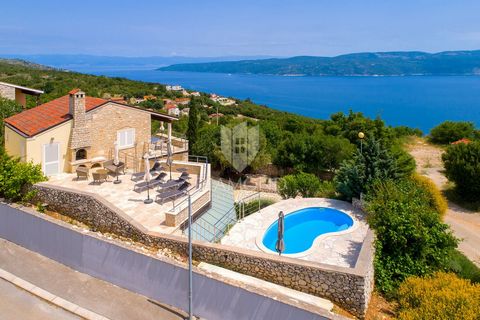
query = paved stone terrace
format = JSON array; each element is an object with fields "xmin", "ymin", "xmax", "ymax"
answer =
[
  {"xmin": 46, "ymin": 164, "xmax": 203, "ymax": 234},
  {"xmin": 221, "ymin": 198, "xmax": 369, "ymax": 268}
]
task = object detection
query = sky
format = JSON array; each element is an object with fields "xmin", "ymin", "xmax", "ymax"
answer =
[{"xmin": 2, "ymin": 0, "xmax": 480, "ymax": 57}]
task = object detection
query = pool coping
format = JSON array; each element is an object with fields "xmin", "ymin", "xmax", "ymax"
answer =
[{"xmin": 255, "ymin": 204, "xmax": 359, "ymax": 258}]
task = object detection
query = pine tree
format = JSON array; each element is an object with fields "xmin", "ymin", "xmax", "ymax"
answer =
[{"xmin": 186, "ymin": 98, "xmax": 199, "ymax": 152}]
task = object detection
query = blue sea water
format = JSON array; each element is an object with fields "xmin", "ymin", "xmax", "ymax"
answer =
[
  {"xmin": 77, "ymin": 68, "xmax": 480, "ymax": 133},
  {"xmin": 262, "ymin": 207, "xmax": 353, "ymax": 254}
]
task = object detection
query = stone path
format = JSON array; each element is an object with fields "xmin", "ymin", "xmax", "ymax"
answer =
[{"xmin": 407, "ymin": 138, "xmax": 480, "ymax": 266}]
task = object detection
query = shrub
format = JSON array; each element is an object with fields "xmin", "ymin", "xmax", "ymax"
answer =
[
  {"xmin": 277, "ymin": 172, "xmax": 321, "ymax": 199},
  {"xmin": 295, "ymin": 172, "xmax": 321, "ymax": 197},
  {"xmin": 235, "ymin": 198, "xmax": 276, "ymax": 219},
  {"xmin": 366, "ymin": 178, "xmax": 458, "ymax": 294},
  {"xmin": 277, "ymin": 174, "xmax": 298, "ymax": 199},
  {"xmin": 397, "ymin": 272, "xmax": 480, "ymax": 320},
  {"xmin": 442, "ymin": 141, "xmax": 480, "ymax": 200},
  {"xmin": 315, "ymin": 180, "xmax": 338, "ymax": 199},
  {"xmin": 0, "ymin": 148, "xmax": 45, "ymax": 201},
  {"xmin": 429, "ymin": 121, "xmax": 475, "ymax": 144},
  {"xmin": 412, "ymin": 174, "xmax": 448, "ymax": 217}
]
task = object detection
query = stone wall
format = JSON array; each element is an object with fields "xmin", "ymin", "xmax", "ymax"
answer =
[
  {"xmin": 84, "ymin": 102, "xmax": 151, "ymax": 171},
  {"xmin": 31, "ymin": 183, "xmax": 374, "ymax": 318},
  {"xmin": 0, "ymin": 83, "xmax": 15, "ymax": 100}
]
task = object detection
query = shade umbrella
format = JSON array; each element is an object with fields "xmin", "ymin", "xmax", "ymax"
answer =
[
  {"xmin": 166, "ymin": 140, "xmax": 173, "ymax": 180},
  {"xmin": 275, "ymin": 211, "xmax": 285, "ymax": 255},
  {"xmin": 144, "ymin": 154, "xmax": 153, "ymax": 204},
  {"xmin": 113, "ymin": 141, "xmax": 121, "ymax": 184}
]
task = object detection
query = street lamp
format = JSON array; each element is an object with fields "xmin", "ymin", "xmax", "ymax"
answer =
[{"xmin": 358, "ymin": 132, "xmax": 365, "ymax": 153}]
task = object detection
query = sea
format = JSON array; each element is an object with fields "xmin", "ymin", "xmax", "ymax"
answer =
[{"xmin": 72, "ymin": 67, "xmax": 480, "ymax": 133}]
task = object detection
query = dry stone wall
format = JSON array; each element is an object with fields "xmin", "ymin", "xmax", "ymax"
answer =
[{"xmin": 31, "ymin": 183, "xmax": 374, "ymax": 318}]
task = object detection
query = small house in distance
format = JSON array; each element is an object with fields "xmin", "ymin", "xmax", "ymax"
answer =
[{"xmin": 0, "ymin": 81, "xmax": 44, "ymax": 107}]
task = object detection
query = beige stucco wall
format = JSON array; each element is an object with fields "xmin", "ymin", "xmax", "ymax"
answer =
[
  {"xmin": 85, "ymin": 102, "xmax": 151, "ymax": 171},
  {"xmin": 4, "ymin": 126, "xmax": 27, "ymax": 161},
  {"xmin": 25, "ymin": 121, "xmax": 72, "ymax": 175}
]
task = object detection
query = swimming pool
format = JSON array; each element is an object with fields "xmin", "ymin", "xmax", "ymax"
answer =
[{"xmin": 261, "ymin": 207, "xmax": 354, "ymax": 255}]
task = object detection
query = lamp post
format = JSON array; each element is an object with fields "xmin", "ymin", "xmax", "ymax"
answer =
[{"xmin": 358, "ymin": 132, "xmax": 365, "ymax": 153}]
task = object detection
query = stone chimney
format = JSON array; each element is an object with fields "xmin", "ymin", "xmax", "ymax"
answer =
[{"xmin": 69, "ymin": 89, "xmax": 91, "ymax": 149}]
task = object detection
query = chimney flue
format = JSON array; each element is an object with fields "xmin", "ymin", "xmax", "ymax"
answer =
[{"xmin": 68, "ymin": 88, "xmax": 91, "ymax": 149}]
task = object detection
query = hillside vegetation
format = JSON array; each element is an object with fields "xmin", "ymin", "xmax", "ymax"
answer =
[{"xmin": 159, "ymin": 50, "xmax": 480, "ymax": 76}]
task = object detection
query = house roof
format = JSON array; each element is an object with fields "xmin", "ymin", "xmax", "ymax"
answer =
[
  {"xmin": 4, "ymin": 93, "xmax": 177, "ymax": 138},
  {"xmin": 4, "ymin": 95, "xmax": 107, "ymax": 137},
  {"xmin": 0, "ymin": 81, "xmax": 44, "ymax": 95}
]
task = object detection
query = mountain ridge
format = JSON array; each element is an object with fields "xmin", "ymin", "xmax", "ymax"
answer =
[{"xmin": 157, "ymin": 50, "xmax": 480, "ymax": 76}]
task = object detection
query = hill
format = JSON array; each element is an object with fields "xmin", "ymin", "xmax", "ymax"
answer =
[{"xmin": 158, "ymin": 50, "xmax": 480, "ymax": 76}]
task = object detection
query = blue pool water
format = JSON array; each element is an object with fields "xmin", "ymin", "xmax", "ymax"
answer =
[{"xmin": 262, "ymin": 207, "xmax": 353, "ymax": 254}]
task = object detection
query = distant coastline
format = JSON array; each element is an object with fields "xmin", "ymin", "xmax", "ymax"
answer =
[{"xmin": 158, "ymin": 50, "xmax": 480, "ymax": 77}]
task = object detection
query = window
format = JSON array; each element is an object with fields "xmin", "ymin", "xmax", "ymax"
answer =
[{"xmin": 117, "ymin": 128, "xmax": 135, "ymax": 149}]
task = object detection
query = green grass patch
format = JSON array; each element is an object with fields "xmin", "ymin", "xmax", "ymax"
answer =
[{"xmin": 446, "ymin": 249, "xmax": 480, "ymax": 283}]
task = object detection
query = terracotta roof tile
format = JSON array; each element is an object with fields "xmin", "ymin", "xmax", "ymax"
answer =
[{"xmin": 4, "ymin": 94, "xmax": 107, "ymax": 137}]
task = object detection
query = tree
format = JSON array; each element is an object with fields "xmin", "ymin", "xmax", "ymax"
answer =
[
  {"xmin": 442, "ymin": 142, "xmax": 480, "ymax": 200},
  {"xmin": 430, "ymin": 121, "xmax": 475, "ymax": 144},
  {"xmin": 366, "ymin": 179, "xmax": 458, "ymax": 294},
  {"xmin": 186, "ymin": 98, "xmax": 200, "ymax": 152},
  {"xmin": 0, "ymin": 97, "xmax": 23, "ymax": 141},
  {"xmin": 335, "ymin": 138, "xmax": 406, "ymax": 200}
]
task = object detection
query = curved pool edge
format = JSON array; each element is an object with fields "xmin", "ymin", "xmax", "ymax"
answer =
[{"xmin": 255, "ymin": 205, "xmax": 359, "ymax": 258}]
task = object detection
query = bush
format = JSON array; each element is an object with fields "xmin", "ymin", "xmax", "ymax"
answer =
[
  {"xmin": 412, "ymin": 174, "xmax": 448, "ymax": 217},
  {"xmin": 442, "ymin": 141, "xmax": 480, "ymax": 200},
  {"xmin": 295, "ymin": 172, "xmax": 321, "ymax": 197},
  {"xmin": 397, "ymin": 272, "xmax": 480, "ymax": 320},
  {"xmin": 277, "ymin": 174, "xmax": 298, "ymax": 199},
  {"xmin": 429, "ymin": 121, "xmax": 475, "ymax": 144},
  {"xmin": 235, "ymin": 198, "xmax": 276, "ymax": 219},
  {"xmin": 315, "ymin": 180, "xmax": 338, "ymax": 199},
  {"xmin": 366, "ymin": 178, "xmax": 458, "ymax": 294},
  {"xmin": 277, "ymin": 172, "xmax": 321, "ymax": 198},
  {"xmin": 0, "ymin": 148, "xmax": 45, "ymax": 201}
]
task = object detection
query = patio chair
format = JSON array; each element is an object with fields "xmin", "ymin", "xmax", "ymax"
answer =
[
  {"xmin": 133, "ymin": 172, "xmax": 167, "ymax": 193},
  {"xmin": 76, "ymin": 167, "xmax": 89, "ymax": 180},
  {"xmin": 92, "ymin": 170, "xmax": 108, "ymax": 184},
  {"xmin": 104, "ymin": 160, "xmax": 125, "ymax": 175},
  {"xmin": 156, "ymin": 182, "xmax": 190, "ymax": 205},
  {"xmin": 150, "ymin": 161, "xmax": 162, "ymax": 175}
]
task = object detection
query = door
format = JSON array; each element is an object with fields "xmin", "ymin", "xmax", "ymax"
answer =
[{"xmin": 43, "ymin": 142, "xmax": 60, "ymax": 176}]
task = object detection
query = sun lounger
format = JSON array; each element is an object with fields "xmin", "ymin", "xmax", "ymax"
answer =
[
  {"xmin": 156, "ymin": 182, "xmax": 190, "ymax": 204},
  {"xmin": 133, "ymin": 172, "xmax": 167, "ymax": 193}
]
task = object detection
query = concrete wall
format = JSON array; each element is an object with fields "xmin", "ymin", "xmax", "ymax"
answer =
[
  {"xmin": 30, "ymin": 183, "xmax": 374, "ymax": 318},
  {"xmin": 0, "ymin": 203, "xmax": 339, "ymax": 320},
  {"xmin": 4, "ymin": 126, "xmax": 27, "ymax": 161}
]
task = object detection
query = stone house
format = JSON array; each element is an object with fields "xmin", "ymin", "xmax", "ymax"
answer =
[
  {"xmin": 4, "ymin": 89, "xmax": 185, "ymax": 176},
  {"xmin": 0, "ymin": 81, "xmax": 44, "ymax": 108}
]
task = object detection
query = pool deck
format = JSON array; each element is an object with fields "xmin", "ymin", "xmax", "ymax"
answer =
[{"xmin": 221, "ymin": 198, "xmax": 369, "ymax": 268}]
